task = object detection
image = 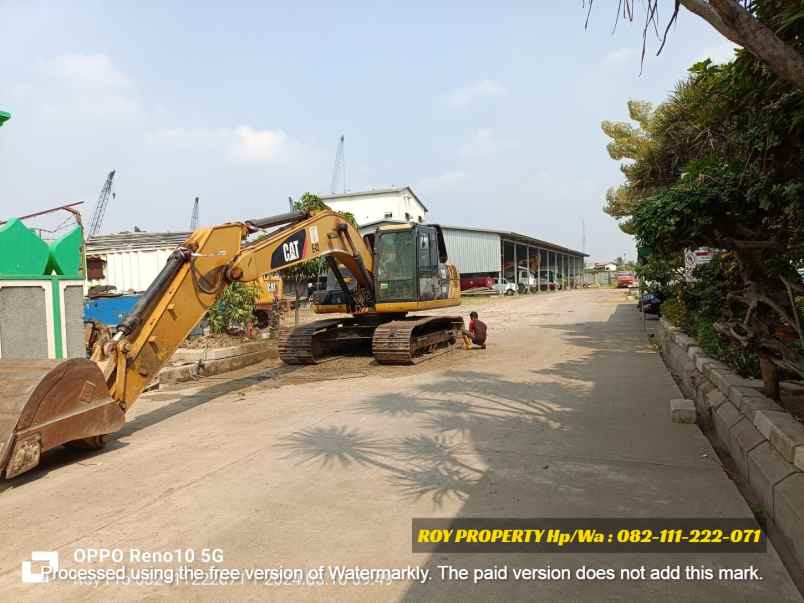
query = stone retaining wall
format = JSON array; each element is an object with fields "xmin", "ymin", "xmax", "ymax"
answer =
[
  {"xmin": 159, "ymin": 340, "xmax": 278, "ymax": 385},
  {"xmin": 656, "ymin": 317, "xmax": 804, "ymax": 575}
]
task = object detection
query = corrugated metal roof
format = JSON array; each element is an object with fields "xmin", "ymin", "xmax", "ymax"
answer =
[
  {"xmin": 86, "ymin": 231, "xmax": 191, "ymax": 255},
  {"xmin": 441, "ymin": 224, "xmax": 587, "ymax": 257},
  {"xmin": 317, "ymin": 186, "xmax": 429, "ymax": 211}
]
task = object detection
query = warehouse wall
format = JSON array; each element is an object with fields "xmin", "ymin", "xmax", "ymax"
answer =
[
  {"xmin": 326, "ymin": 191, "xmax": 426, "ymax": 226},
  {"xmin": 87, "ymin": 248, "xmax": 175, "ymax": 292},
  {"xmin": 442, "ymin": 229, "xmax": 501, "ymax": 274}
]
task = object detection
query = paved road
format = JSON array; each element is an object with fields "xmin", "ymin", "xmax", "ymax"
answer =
[{"xmin": 0, "ymin": 289, "xmax": 800, "ymax": 601}]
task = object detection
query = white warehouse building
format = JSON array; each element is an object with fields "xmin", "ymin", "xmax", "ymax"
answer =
[
  {"xmin": 318, "ymin": 187, "xmax": 427, "ymax": 226},
  {"xmin": 334, "ymin": 186, "xmax": 586, "ymax": 291},
  {"xmin": 439, "ymin": 225, "xmax": 587, "ymax": 291}
]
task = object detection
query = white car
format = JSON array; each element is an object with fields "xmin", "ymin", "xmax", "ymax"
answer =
[{"xmin": 494, "ymin": 277, "xmax": 517, "ymax": 295}]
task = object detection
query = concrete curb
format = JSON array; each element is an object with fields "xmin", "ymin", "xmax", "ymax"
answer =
[
  {"xmin": 159, "ymin": 341, "xmax": 278, "ymax": 385},
  {"xmin": 171, "ymin": 340, "xmax": 275, "ymax": 362},
  {"xmin": 656, "ymin": 317, "xmax": 804, "ymax": 575}
]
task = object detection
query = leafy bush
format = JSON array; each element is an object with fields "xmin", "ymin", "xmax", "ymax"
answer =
[
  {"xmin": 635, "ymin": 252, "xmax": 681, "ymax": 297},
  {"xmin": 208, "ymin": 282, "xmax": 259, "ymax": 335},
  {"xmin": 603, "ymin": 38, "xmax": 804, "ymax": 391},
  {"xmin": 660, "ymin": 298, "xmax": 686, "ymax": 327},
  {"xmin": 694, "ymin": 319, "xmax": 759, "ymax": 378},
  {"xmin": 661, "ymin": 290, "xmax": 760, "ymax": 378}
]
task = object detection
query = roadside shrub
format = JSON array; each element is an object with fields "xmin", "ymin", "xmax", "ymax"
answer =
[
  {"xmin": 661, "ymin": 289, "xmax": 760, "ymax": 378},
  {"xmin": 208, "ymin": 282, "xmax": 259, "ymax": 335},
  {"xmin": 660, "ymin": 298, "xmax": 686, "ymax": 327},
  {"xmin": 694, "ymin": 319, "xmax": 759, "ymax": 378}
]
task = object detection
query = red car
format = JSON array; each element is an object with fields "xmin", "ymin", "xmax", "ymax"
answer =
[
  {"xmin": 616, "ymin": 272, "xmax": 635, "ymax": 288},
  {"xmin": 460, "ymin": 275, "xmax": 494, "ymax": 290}
]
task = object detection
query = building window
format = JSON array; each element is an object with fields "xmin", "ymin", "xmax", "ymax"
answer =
[
  {"xmin": 405, "ymin": 212, "xmax": 411, "ymax": 221},
  {"xmin": 418, "ymin": 216, "xmax": 423, "ymax": 223},
  {"xmin": 384, "ymin": 212, "xmax": 393, "ymax": 219}
]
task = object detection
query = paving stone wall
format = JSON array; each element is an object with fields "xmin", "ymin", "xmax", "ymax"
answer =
[{"xmin": 656, "ymin": 318, "xmax": 804, "ymax": 573}]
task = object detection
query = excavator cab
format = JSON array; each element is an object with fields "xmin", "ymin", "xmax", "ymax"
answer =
[
  {"xmin": 373, "ymin": 223, "xmax": 456, "ymax": 309},
  {"xmin": 312, "ymin": 223, "xmax": 458, "ymax": 313}
]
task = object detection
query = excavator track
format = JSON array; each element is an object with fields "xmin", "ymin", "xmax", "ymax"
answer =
[
  {"xmin": 372, "ymin": 316, "xmax": 464, "ymax": 365},
  {"xmin": 278, "ymin": 317, "xmax": 383, "ymax": 364}
]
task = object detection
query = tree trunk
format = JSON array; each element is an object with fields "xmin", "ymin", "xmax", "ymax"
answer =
[
  {"xmin": 681, "ymin": 0, "xmax": 804, "ymax": 91},
  {"xmin": 759, "ymin": 355, "xmax": 780, "ymax": 401}
]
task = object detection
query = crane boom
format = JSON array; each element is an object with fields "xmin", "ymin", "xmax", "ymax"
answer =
[
  {"xmin": 88, "ymin": 170, "xmax": 116, "ymax": 237},
  {"xmin": 190, "ymin": 197, "xmax": 200, "ymax": 230},
  {"xmin": 330, "ymin": 135, "xmax": 345, "ymax": 193}
]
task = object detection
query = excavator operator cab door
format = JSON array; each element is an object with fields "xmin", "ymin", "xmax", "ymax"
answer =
[
  {"xmin": 416, "ymin": 226, "xmax": 440, "ymax": 301},
  {"xmin": 374, "ymin": 225, "xmax": 449, "ymax": 303}
]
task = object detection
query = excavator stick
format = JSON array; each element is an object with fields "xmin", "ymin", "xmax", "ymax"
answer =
[{"xmin": 0, "ymin": 359, "xmax": 124, "ymax": 478}]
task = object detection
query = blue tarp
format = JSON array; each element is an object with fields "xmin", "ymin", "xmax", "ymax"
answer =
[{"xmin": 84, "ymin": 294, "xmax": 141, "ymax": 326}]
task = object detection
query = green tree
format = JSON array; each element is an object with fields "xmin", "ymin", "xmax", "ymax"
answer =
[
  {"xmin": 602, "ymin": 30, "xmax": 804, "ymax": 397},
  {"xmin": 208, "ymin": 281, "xmax": 259, "ymax": 334},
  {"xmin": 602, "ymin": 100, "xmax": 656, "ymax": 234}
]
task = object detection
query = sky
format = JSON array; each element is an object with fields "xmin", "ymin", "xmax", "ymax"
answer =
[{"xmin": 0, "ymin": 1, "xmax": 737, "ymax": 262}]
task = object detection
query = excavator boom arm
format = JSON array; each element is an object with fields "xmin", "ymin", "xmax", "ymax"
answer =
[
  {"xmin": 0, "ymin": 207, "xmax": 463, "ymax": 479},
  {"xmin": 107, "ymin": 209, "xmax": 373, "ymax": 408}
]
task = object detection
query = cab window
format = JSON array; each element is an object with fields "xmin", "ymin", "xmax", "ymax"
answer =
[{"xmin": 375, "ymin": 229, "xmax": 417, "ymax": 301}]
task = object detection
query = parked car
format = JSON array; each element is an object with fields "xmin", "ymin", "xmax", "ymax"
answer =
[
  {"xmin": 639, "ymin": 291, "xmax": 666, "ymax": 315},
  {"xmin": 515, "ymin": 269, "xmax": 535, "ymax": 293},
  {"xmin": 537, "ymin": 270, "xmax": 557, "ymax": 291},
  {"xmin": 460, "ymin": 275, "xmax": 494, "ymax": 291},
  {"xmin": 616, "ymin": 271, "xmax": 635, "ymax": 288},
  {"xmin": 493, "ymin": 277, "xmax": 517, "ymax": 295}
]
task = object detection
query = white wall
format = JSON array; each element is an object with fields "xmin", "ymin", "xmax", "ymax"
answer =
[
  {"xmin": 324, "ymin": 190, "xmax": 426, "ymax": 226},
  {"xmin": 87, "ymin": 247, "xmax": 175, "ymax": 292}
]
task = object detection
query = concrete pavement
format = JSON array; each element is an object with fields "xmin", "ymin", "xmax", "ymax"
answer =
[{"xmin": 0, "ymin": 289, "xmax": 799, "ymax": 601}]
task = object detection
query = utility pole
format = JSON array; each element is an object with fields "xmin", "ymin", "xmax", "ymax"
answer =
[
  {"xmin": 582, "ymin": 219, "xmax": 587, "ymax": 254},
  {"xmin": 190, "ymin": 197, "xmax": 200, "ymax": 230}
]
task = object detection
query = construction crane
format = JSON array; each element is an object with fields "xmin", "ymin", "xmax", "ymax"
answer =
[
  {"xmin": 330, "ymin": 134, "xmax": 345, "ymax": 194},
  {"xmin": 190, "ymin": 197, "xmax": 200, "ymax": 230},
  {"xmin": 88, "ymin": 170, "xmax": 116, "ymax": 237}
]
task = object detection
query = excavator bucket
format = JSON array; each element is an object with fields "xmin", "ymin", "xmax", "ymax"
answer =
[{"xmin": 0, "ymin": 358, "xmax": 125, "ymax": 479}]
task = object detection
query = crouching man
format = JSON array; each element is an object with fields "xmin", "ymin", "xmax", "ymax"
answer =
[{"xmin": 463, "ymin": 311, "xmax": 487, "ymax": 349}]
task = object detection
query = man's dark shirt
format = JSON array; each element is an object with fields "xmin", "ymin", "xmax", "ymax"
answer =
[{"xmin": 470, "ymin": 319, "xmax": 487, "ymax": 344}]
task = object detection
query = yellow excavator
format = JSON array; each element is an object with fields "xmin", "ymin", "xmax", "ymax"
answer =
[{"xmin": 0, "ymin": 208, "xmax": 462, "ymax": 478}]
